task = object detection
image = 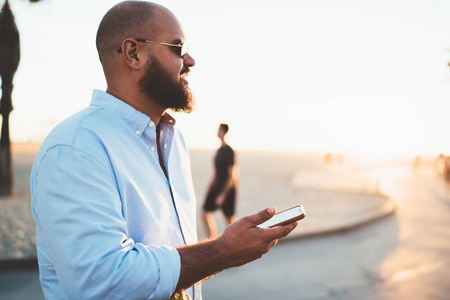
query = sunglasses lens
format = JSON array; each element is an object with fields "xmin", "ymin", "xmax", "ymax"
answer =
[{"xmin": 181, "ymin": 44, "xmax": 188, "ymax": 57}]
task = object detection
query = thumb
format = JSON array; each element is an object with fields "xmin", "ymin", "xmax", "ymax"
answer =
[{"xmin": 247, "ymin": 207, "xmax": 276, "ymax": 226}]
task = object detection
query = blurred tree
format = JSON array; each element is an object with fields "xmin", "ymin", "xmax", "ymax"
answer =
[{"xmin": 0, "ymin": 0, "xmax": 42, "ymax": 196}]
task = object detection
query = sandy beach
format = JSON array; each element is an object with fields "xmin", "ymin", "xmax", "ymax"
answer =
[{"xmin": 0, "ymin": 144, "xmax": 40, "ymax": 260}]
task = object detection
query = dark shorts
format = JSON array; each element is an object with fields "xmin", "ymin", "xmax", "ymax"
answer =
[{"xmin": 203, "ymin": 185, "xmax": 236, "ymax": 217}]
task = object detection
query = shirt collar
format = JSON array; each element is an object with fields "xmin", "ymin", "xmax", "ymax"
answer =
[
  {"xmin": 90, "ymin": 90, "xmax": 176, "ymax": 134},
  {"xmin": 161, "ymin": 113, "xmax": 176, "ymax": 126}
]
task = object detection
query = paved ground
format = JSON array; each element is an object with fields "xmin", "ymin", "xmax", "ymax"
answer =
[
  {"xmin": 0, "ymin": 268, "xmax": 43, "ymax": 300},
  {"xmin": 2, "ymin": 146, "xmax": 445, "ymax": 299},
  {"xmin": 201, "ymin": 165, "xmax": 450, "ymax": 300}
]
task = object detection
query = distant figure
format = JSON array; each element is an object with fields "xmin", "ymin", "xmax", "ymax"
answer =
[
  {"xmin": 413, "ymin": 155, "xmax": 421, "ymax": 169},
  {"xmin": 202, "ymin": 123, "xmax": 239, "ymax": 238},
  {"xmin": 436, "ymin": 153, "xmax": 448, "ymax": 174}
]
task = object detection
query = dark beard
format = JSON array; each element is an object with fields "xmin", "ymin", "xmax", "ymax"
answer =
[{"xmin": 139, "ymin": 56, "xmax": 195, "ymax": 113}]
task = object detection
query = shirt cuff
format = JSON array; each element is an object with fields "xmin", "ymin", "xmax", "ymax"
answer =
[{"xmin": 146, "ymin": 245, "xmax": 181, "ymax": 299}]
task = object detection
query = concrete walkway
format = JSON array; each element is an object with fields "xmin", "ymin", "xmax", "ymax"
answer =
[{"xmin": 202, "ymin": 162, "xmax": 450, "ymax": 300}]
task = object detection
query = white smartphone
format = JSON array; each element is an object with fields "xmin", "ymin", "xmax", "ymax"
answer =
[{"xmin": 258, "ymin": 205, "xmax": 305, "ymax": 229}]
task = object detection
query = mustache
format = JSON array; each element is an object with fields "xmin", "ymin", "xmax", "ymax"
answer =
[{"xmin": 181, "ymin": 67, "xmax": 190, "ymax": 76}]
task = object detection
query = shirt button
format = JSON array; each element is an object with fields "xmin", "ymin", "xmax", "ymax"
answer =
[
  {"xmin": 164, "ymin": 143, "xmax": 167, "ymax": 149},
  {"xmin": 148, "ymin": 121, "xmax": 154, "ymax": 127},
  {"xmin": 136, "ymin": 130, "xmax": 140, "ymax": 135},
  {"xmin": 150, "ymin": 146, "xmax": 156, "ymax": 152}
]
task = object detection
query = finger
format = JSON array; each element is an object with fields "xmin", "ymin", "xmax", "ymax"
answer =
[
  {"xmin": 270, "ymin": 239, "xmax": 278, "ymax": 247},
  {"xmin": 246, "ymin": 207, "xmax": 276, "ymax": 226},
  {"xmin": 280, "ymin": 221, "xmax": 299, "ymax": 231},
  {"xmin": 265, "ymin": 221, "xmax": 299, "ymax": 240},
  {"xmin": 281, "ymin": 221, "xmax": 299, "ymax": 234}
]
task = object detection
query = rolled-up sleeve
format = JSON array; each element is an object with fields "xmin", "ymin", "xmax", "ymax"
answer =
[{"xmin": 33, "ymin": 145, "xmax": 180, "ymax": 299}]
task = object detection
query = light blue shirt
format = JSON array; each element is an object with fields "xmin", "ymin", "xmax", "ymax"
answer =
[{"xmin": 31, "ymin": 90, "xmax": 200, "ymax": 300}]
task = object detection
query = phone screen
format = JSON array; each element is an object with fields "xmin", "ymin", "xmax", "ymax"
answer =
[{"xmin": 258, "ymin": 205, "xmax": 305, "ymax": 229}]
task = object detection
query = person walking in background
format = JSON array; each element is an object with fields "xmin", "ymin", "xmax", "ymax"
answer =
[
  {"xmin": 30, "ymin": 2, "xmax": 298, "ymax": 299},
  {"xmin": 202, "ymin": 123, "xmax": 239, "ymax": 238}
]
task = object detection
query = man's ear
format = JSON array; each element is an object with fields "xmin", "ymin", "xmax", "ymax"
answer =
[{"xmin": 120, "ymin": 38, "xmax": 142, "ymax": 70}]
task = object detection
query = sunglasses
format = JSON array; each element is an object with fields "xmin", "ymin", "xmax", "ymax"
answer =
[{"xmin": 117, "ymin": 38, "xmax": 189, "ymax": 58}]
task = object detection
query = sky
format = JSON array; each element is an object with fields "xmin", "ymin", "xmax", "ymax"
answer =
[{"xmin": 5, "ymin": 0, "xmax": 450, "ymax": 157}]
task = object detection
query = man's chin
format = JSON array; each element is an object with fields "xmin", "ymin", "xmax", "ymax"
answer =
[
  {"xmin": 171, "ymin": 95, "xmax": 195, "ymax": 113},
  {"xmin": 174, "ymin": 101, "xmax": 195, "ymax": 113}
]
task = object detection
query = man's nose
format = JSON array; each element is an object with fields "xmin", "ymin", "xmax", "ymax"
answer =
[{"xmin": 183, "ymin": 53, "xmax": 195, "ymax": 67}]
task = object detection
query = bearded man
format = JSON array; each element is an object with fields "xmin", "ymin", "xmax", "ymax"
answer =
[{"xmin": 30, "ymin": 1, "xmax": 298, "ymax": 299}]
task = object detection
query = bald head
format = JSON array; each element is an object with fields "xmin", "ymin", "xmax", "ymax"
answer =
[{"xmin": 96, "ymin": 1, "xmax": 169, "ymax": 70}]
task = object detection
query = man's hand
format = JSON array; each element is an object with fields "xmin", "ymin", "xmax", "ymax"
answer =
[
  {"xmin": 215, "ymin": 207, "xmax": 298, "ymax": 268},
  {"xmin": 175, "ymin": 207, "xmax": 299, "ymax": 292}
]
